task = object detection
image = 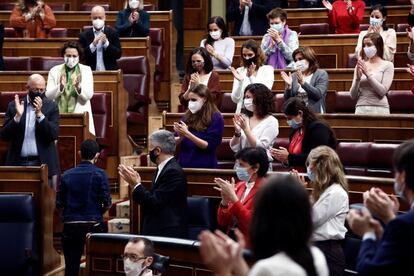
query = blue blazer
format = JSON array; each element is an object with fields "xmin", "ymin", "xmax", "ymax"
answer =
[{"xmin": 357, "ymin": 209, "xmax": 414, "ymax": 275}]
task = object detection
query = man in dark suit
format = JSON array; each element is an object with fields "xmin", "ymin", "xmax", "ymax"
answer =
[
  {"xmin": 226, "ymin": 0, "xmax": 279, "ymax": 36},
  {"xmin": 118, "ymin": 130, "xmax": 188, "ymax": 238},
  {"xmin": 347, "ymin": 139, "xmax": 414, "ymax": 275},
  {"xmin": 79, "ymin": 5, "xmax": 122, "ymax": 71},
  {"xmin": 0, "ymin": 73, "xmax": 59, "ymax": 189}
]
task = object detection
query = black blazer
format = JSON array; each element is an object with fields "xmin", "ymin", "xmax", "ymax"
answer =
[
  {"xmin": 132, "ymin": 158, "xmax": 188, "ymax": 238},
  {"xmin": 78, "ymin": 26, "xmax": 122, "ymax": 70},
  {"xmin": 0, "ymin": 96, "xmax": 60, "ymax": 176},
  {"xmin": 226, "ymin": 0, "xmax": 278, "ymax": 36},
  {"xmin": 288, "ymin": 120, "xmax": 336, "ymax": 167}
]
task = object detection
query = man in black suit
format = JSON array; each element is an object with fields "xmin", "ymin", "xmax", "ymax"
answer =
[
  {"xmin": 118, "ymin": 130, "xmax": 188, "ymax": 238},
  {"xmin": 226, "ymin": 0, "xmax": 279, "ymax": 36},
  {"xmin": 79, "ymin": 5, "xmax": 122, "ymax": 71},
  {"xmin": 0, "ymin": 74, "xmax": 60, "ymax": 189}
]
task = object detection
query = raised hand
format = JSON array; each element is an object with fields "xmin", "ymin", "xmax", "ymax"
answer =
[
  {"xmin": 214, "ymin": 177, "xmax": 237, "ymax": 204},
  {"xmin": 230, "ymin": 67, "xmax": 244, "ymax": 81},
  {"xmin": 232, "ymin": 114, "xmax": 242, "ymax": 133},
  {"xmin": 59, "ymin": 74, "xmax": 67, "ymax": 91},
  {"xmin": 118, "ymin": 164, "xmax": 141, "ymax": 186},
  {"xmin": 14, "ymin": 94, "xmax": 25, "ymax": 119},
  {"xmin": 205, "ymin": 44, "xmax": 216, "ymax": 56},
  {"xmin": 280, "ymin": 71, "xmax": 292, "ymax": 87},
  {"xmin": 322, "ymin": 0, "xmax": 332, "ymax": 10},
  {"xmin": 33, "ymin": 96, "xmax": 43, "ymax": 117},
  {"xmin": 246, "ymin": 63, "xmax": 256, "ymax": 77},
  {"xmin": 406, "ymin": 63, "xmax": 414, "ymax": 78}
]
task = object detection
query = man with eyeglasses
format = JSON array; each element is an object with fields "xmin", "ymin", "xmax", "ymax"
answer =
[
  {"xmin": 0, "ymin": 73, "xmax": 60, "ymax": 190},
  {"xmin": 123, "ymin": 237, "xmax": 154, "ymax": 276}
]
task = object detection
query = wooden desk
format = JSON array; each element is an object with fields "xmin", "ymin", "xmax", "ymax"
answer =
[
  {"xmin": 0, "ymin": 165, "xmax": 60, "ymax": 275},
  {"xmin": 0, "ymin": 71, "xmax": 130, "ymax": 181},
  {"xmin": 163, "ymin": 112, "xmax": 414, "ymax": 143},
  {"xmin": 129, "ymin": 167, "xmax": 406, "ymax": 234},
  {"xmin": 215, "ymin": 68, "xmax": 412, "ymax": 92}
]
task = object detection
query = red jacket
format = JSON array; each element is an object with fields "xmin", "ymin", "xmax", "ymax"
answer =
[
  {"xmin": 328, "ymin": 0, "xmax": 365, "ymax": 34},
  {"xmin": 217, "ymin": 177, "xmax": 263, "ymax": 246}
]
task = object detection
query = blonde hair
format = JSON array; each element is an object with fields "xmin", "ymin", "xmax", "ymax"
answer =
[
  {"xmin": 123, "ymin": 0, "xmax": 144, "ymax": 10},
  {"xmin": 307, "ymin": 146, "xmax": 348, "ymax": 202}
]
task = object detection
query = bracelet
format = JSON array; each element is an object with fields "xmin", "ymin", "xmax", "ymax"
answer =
[{"xmin": 234, "ymin": 132, "xmax": 241, "ymax": 137}]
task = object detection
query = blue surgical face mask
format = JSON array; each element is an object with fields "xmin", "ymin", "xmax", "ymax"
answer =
[
  {"xmin": 369, "ymin": 17, "xmax": 383, "ymax": 26},
  {"xmin": 287, "ymin": 119, "xmax": 302, "ymax": 129},
  {"xmin": 307, "ymin": 166, "xmax": 315, "ymax": 182},
  {"xmin": 236, "ymin": 167, "xmax": 251, "ymax": 182},
  {"xmin": 271, "ymin": 23, "xmax": 284, "ymax": 33}
]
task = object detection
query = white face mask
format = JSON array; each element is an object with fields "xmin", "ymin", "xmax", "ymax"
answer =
[
  {"xmin": 209, "ymin": 30, "xmax": 222, "ymax": 40},
  {"xmin": 64, "ymin": 56, "xmax": 79, "ymax": 69},
  {"xmin": 363, "ymin": 45, "xmax": 377, "ymax": 59},
  {"xmin": 92, "ymin": 18, "xmax": 105, "ymax": 30},
  {"xmin": 188, "ymin": 99, "xmax": 204, "ymax": 114},
  {"xmin": 295, "ymin": 59, "xmax": 309, "ymax": 72},
  {"xmin": 129, "ymin": 0, "xmax": 140, "ymax": 9},
  {"xmin": 124, "ymin": 258, "xmax": 145, "ymax": 276},
  {"xmin": 369, "ymin": 17, "xmax": 383, "ymax": 26},
  {"xmin": 243, "ymin": 98, "xmax": 254, "ymax": 112}
]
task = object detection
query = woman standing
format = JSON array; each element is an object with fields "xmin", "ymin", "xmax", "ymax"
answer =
[
  {"xmin": 304, "ymin": 146, "xmax": 349, "ymax": 276},
  {"xmin": 179, "ymin": 47, "xmax": 221, "ymax": 108},
  {"xmin": 271, "ymin": 98, "xmax": 336, "ymax": 171},
  {"xmin": 323, "ymin": 0, "xmax": 365, "ymax": 34},
  {"xmin": 350, "ymin": 32, "xmax": 393, "ymax": 114},
  {"xmin": 200, "ymin": 16, "xmax": 235, "ymax": 70},
  {"xmin": 282, "ymin": 46, "xmax": 329, "ymax": 113},
  {"xmin": 115, "ymin": 0, "xmax": 150, "ymax": 37},
  {"xmin": 46, "ymin": 41, "xmax": 95, "ymax": 135},
  {"xmin": 174, "ymin": 84, "xmax": 223, "ymax": 169},
  {"xmin": 231, "ymin": 39, "xmax": 274, "ymax": 114},
  {"xmin": 230, "ymin": 83, "xmax": 278, "ymax": 167},
  {"xmin": 355, "ymin": 5, "xmax": 396, "ymax": 62}
]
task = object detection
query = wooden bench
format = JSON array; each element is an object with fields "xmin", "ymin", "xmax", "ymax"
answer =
[
  {"xmin": 129, "ymin": 167, "xmax": 408, "ymax": 234},
  {"xmin": 162, "ymin": 112, "xmax": 414, "ymax": 143},
  {"xmin": 0, "ymin": 71, "xmax": 130, "ymax": 182},
  {"xmin": 0, "ymin": 165, "xmax": 60, "ymax": 275}
]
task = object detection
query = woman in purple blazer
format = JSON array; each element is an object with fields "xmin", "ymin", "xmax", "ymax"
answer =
[{"xmin": 174, "ymin": 84, "xmax": 224, "ymax": 168}]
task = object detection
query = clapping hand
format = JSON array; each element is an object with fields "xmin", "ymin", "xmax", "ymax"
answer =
[
  {"xmin": 74, "ymin": 75, "xmax": 82, "ymax": 93},
  {"xmin": 357, "ymin": 59, "xmax": 368, "ymax": 77},
  {"xmin": 205, "ymin": 44, "xmax": 216, "ymax": 57},
  {"xmin": 230, "ymin": 67, "xmax": 244, "ymax": 81},
  {"xmin": 406, "ymin": 63, "xmax": 414, "ymax": 78},
  {"xmin": 232, "ymin": 114, "xmax": 242, "ymax": 133},
  {"xmin": 246, "ymin": 63, "xmax": 256, "ymax": 77},
  {"xmin": 173, "ymin": 121, "xmax": 190, "ymax": 137},
  {"xmin": 214, "ymin": 177, "xmax": 238, "ymax": 204},
  {"xmin": 322, "ymin": 0, "xmax": 332, "ymax": 10},
  {"xmin": 59, "ymin": 74, "xmax": 67, "ymax": 91},
  {"xmin": 368, "ymin": 24, "xmax": 381, "ymax": 34},
  {"xmin": 291, "ymin": 169, "xmax": 308, "ymax": 187},
  {"xmin": 363, "ymin": 187, "xmax": 399, "ymax": 224},
  {"xmin": 233, "ymin": 114, "xmax": 250, "ymax": 132},
  {"xmin": 268, "ymin": 28, "xmax": 281, "ymax": 44},
  {"xmin": 270, "ymin": 147, "xmax": 289, "ymax": 163},
  {"xmin": 14, "ymin": 94, "xmax": 25, "ymax": 120},
  {"xmin": 346, "ymin": 208, "xmax": 382, "ymax": 238},
  {"xmin": 118, "ymin": 164, "xmax": 141, "ymax": 187},
  {"xmin": 280, "ymin": 71, "xmax": 292, "ymax": 88},
  {"xmin": 33, "ymin": 95, "xmax": 43, "ymax": 116},
  {"xmin": 296, "ymin": 70, "xmax": 305, "ymax": 85}
]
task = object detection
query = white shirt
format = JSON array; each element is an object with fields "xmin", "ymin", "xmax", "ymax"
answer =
[
  {"xmin": 231, "ymin": 65, "xmax": 275, "ymax": 113},
  {"xmin": 312, "ymin": 184, "xmax": 349, "ymax": 241},
  {"xmin": 89, "ymin": 27, "xmax": 110, "ymax": 71},
  {"xmin": 240, "ymin": 181, "xmax": 255, "ymax": 202},
  {"xmin": 154, "ymin": 156, "xmax": 174, "ymax": 183},
  {"xmin": 249, "ymin": 246, "xmax": 329, "ymax": 276},
  {"xmin": 200, "ymin": 37, "xmax": 235, "ymax": 69},
  {"xmin": 230, "ymin": 115, "xmax": 279, "ymax": 161}
]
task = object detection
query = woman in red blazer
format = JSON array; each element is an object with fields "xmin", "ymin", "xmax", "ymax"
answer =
[{"xmin": 215, "ymin": 147, "xmax": 269, "ymax": 245}]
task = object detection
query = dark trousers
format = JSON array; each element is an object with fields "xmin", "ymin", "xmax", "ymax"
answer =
[
  {"xmin": 62, "ymin": 223, "xmax": 103, "ymax": 276},
  {"xmin": 315, "ymin": 240, "xmax": 345, "ymax": 276}
]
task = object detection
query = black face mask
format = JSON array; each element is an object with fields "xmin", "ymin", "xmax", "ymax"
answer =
[
  {"xmin": 243, "ymin": 56, "xmax": 257, "ymax": 66},
  {"xmin": 28, "ymin": 90, "xmax": 44, "ymax": 103},
  {"xmin": 149, "ymin": 147, "xmax": 159, "ymax": 164}
]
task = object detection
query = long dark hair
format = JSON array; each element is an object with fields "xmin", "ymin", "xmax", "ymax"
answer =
[
  {"xmin": 183, "ymin": 84, "xmax": 219, "ymax": 132},
  {"xmin": 204, "ymin": 16, "xmax": 229, "ymax": 47},
  {"xmin": 282, "ymin": 98, "xmax": 318, "ymax": 131},
  {"xmin": 243, "ymin": 83, "xmax": 274, "ymax": 119},
  {"xmin": 250, "ymin": 174, "xmax": 317, "ymax": 276},
  {"xmin": 370, "ymin": 4, "xmax": 388, "ymax": 31},
  {"xmin": 185, "ymin": 47, "xmax": 214, "ymax": 75}
]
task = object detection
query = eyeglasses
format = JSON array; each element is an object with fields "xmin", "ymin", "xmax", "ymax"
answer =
[{"xmin": 121, "ymin": 254, "xmax": 147, "ymax": 262}]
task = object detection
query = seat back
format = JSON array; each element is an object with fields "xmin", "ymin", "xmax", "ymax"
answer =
[
  {"xmin": 0, "ymin": 194, "xmax": 36, "ymax": 275},
  {"xmin": 220, "ymin": 93, "xmax": 236, "ymax": 113},
  {"xmin": 80, "ymin": 2, "xmax": 110, "ymax": 11},
  {"xmin": 338, "ymin": 142, "xmax": 371, "ymax": 176},
  {"xmin": 31, "ymin": 57, "xmax": 64, "ymax": 71},
  {"xmin": 397, "ymin": 23, "xmax": 409, "ymax": 32},
  {"xmin": 333, "ymin": 91, "xmax": 356, "ymax": 113},
  {"xmin": 387, "ymin": 90, "xmax": 414, "ymax": 113},
  {"xmin": 3, "ymin": 56, "xmax": 31, "ymax": 71},
  {"xmin": 4, "ymin": 27, "xmax": 17, "ymax": 37},
  {"xmin": 48, "ymin": 2, "xmax": 67, "ymax": 11},
  {"xmin": 0, "ymin": 2, "xmax": 15, "ymax": 10},
  {"xmin": 347, "ymin": 53, "xmax": 357, "ymax": 68},
  {"xmin": 149, "ymin": 28, "xmax": 164, "ymax": 94},
  {"xmin": 299, "ymin": 23, "xmax": 330, "ymax": 35},
  {"xmin": 187, "ymin": 197, "xmax": 212, "ymax": 240},
  {"xmin": 367, "ymin": 143, "xmax": 398, "ymax": 178},
  {"xmin": 49, "ymin": 28, "xmax": 68, "ymax": 38},
  {"xmin": 216, "ymin": 138, "xmax": 235, "ymax": 169},
  {"xmin": 273, "ymin": 93, "xmax": 284, "ymax": 113}
]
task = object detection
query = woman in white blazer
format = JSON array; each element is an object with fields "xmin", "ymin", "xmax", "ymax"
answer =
[{"xmin": 46, "ymin": 41, "xmax": 95, "ymax": 135}]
